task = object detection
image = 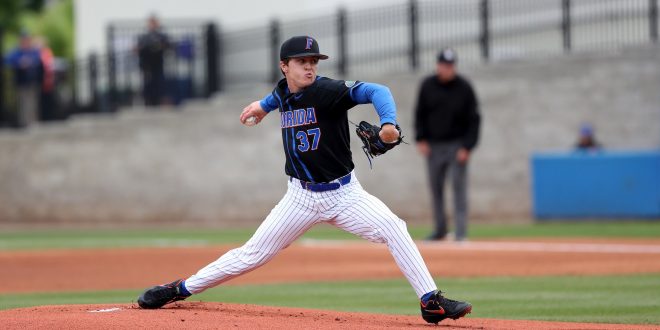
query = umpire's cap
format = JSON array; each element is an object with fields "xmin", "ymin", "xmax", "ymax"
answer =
[
  {"xmin": 437, "ymin": 48, "xmax": 457, "ymax": 64},
  {"xmin": 280, "ymin": 36, "xmax": 329, "ymax": 61}
]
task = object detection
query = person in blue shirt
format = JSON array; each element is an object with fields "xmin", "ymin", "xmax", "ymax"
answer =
[{"xmin": 5, "ymin": 32, "xmax": 42, "ymax": 127}]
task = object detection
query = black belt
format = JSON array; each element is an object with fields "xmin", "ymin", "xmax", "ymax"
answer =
[{"xmin": 291, "ymin": 173, "xmax": 352, "ymax": 192}]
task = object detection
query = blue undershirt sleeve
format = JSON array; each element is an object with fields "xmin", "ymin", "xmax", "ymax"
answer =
[
  {"xmin": 259, "ymin": 93, "xmax": 279, "ymax": 113},
  {"xmin": 348, "ymin": 82, "xmax": 397, "ymax": 126}
]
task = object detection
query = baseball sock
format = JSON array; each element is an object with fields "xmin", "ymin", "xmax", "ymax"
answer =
[
  {"xmin": 421, "ymin": 290, "xmax": 435, "ymax": 303},
  {"xmin": 179, "ymin": 280, "xmax": 192, "ymax": 296}
]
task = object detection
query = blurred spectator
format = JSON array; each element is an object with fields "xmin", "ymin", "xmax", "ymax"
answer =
[
  {"xmin": 414, "ymin": 48, "xmax": 481, "ymax": 242},
  {"xmin": 4, "ymin": 32, "xmax": 42, "ymax": 127},
  {"xmin": 34, "ymin": 37, "xmax": 57, "ymax": 121},
  {"xmin": 575, "ymin": 123, "xmax": 602, "ymax": 151},
  {"xmin": 137, "ymin": 15, "xmax": 171, "ymax": 107}
]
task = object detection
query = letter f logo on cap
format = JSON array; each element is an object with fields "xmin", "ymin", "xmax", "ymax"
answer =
[{"xmin": 305, "ymin": 37, "xmax": 314, "ymax": 50}]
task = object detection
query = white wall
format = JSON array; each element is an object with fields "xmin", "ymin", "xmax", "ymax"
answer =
[{"xmin": 74, "ymin": 0, "xmax": 405, "ymax": 57}]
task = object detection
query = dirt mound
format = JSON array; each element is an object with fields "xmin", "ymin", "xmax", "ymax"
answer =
[{"xmin": 2, "ymin": 302, "xmax": 655, "ymax": 329}]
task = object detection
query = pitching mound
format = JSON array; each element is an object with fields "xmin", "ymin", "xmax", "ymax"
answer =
[{"xmin": 2, "ymin": 302, "xmax": 655, "ymax": 329}]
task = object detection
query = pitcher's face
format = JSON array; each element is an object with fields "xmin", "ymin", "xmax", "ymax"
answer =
[{"xmin": 282, "ymin": 56, "xmax": 319, "ymax": 92}]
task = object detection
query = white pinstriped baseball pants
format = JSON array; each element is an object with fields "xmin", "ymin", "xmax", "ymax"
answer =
[{"xmin": 184, "ymin": 172, "xmax": 437, "ymax": 298}]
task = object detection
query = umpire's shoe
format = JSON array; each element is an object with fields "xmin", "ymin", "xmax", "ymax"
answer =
[
  {"xmin": 138, "ymin": 279, "xmax": 191, "ymax": 309},
  {"xmin": 420, "ymin": 290, "xmax": 472, "ymax": 324}
]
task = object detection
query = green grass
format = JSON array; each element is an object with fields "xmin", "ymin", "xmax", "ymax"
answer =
[
  {"xmin": 1, "ymin": 275, "xmax": 659, "ymax": 324},
  {"xmin": 1, "ymin": 221, "xmax": 659, "ymax": 250}
]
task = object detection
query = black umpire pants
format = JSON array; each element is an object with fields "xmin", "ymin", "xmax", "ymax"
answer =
[{"xmin": 427, "ymin": 141, "xmax": 468, "ymax": 240}]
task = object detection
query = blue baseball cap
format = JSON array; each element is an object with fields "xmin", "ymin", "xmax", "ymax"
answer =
[
  {"xmin": 580, "ymin": 123, "xmax": 594, "ymax": 137},
  {"xmin": 280, "ymin": 36, "xmax": 329, "ymax": 61}
]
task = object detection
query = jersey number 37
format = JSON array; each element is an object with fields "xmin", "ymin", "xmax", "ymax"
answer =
[{"xmin": 296, "ymin": 128, "xmax": 321, "ymax": 152}]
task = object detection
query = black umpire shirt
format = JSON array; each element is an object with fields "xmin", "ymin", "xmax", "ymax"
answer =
[{"xmin": 414, "ymin": 74, "xmax": 481, "ymax": 150}]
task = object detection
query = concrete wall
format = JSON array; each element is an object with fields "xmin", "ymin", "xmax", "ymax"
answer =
[{"xmin": 1, "ymin": 46, "xmax": 658, "ymax": 225}]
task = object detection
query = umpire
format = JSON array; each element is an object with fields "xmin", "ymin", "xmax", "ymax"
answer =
[{"xmin": 414, "ymin": 48, "xmax": 481, "ymax": 242}]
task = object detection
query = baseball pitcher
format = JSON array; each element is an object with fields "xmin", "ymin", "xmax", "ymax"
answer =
[{"xmin": 137, "ymin": 36, "xmax": 472, "ymax": 325}]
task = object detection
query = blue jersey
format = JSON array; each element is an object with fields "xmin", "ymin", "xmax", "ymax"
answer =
[{"xmin": 260, "ymin": 76, "xmax": 397, "ymax": 183}]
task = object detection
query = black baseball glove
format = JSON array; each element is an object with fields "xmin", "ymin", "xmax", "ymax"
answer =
[{"xmin": 355, "ymin": 121, "xmax": 403, "ymax": 166}]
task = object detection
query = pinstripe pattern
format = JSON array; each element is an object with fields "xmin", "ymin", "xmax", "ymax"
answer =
[{"xmin": 184, "ymin": 172, "xmax": 437, "ymax": 298}]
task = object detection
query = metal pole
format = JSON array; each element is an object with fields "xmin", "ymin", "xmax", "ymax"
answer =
[
  {"xmin": 270, "ymin": 19, "xmax": 281, "ymax": 84},
  {"xmin": 70, "ymin": 59, "xmax": 78, "ymax": 114},
  {"xmin": 205, "ymin": 23, "xmax": 220, "ymax": 97},
  {"xmin": 188, "ymin": 41, "xmax": 195, "ymax": 99},
  {"xmin": 106, "ymin": 25, "xmax": 117, "ymax": 112},
  {"xmin": 337, "ymin": 8, "xmax": 348, "ymax": 76},
  {"xmin": 562, "ymin": 0, "xmax": 572, "ymax": 52},
  {"xmin": 0, "ymin": 25, "xmax": 4, "ymax": 124},
  {"xmin": 216, "ymin": 24, "xmax": 224, "ymax": 93},
  {"xmin": 89, "ymin": 53, "xmax": 99, "ymax": 112},
  {"xmin": 480, "ymin": 0, "xmax": 490, "ymax": 62},
  {"xmin": 651, "ymin": 0, "xmax": 658, "ymax": 43},
  {"xmin": 409, "ymin": 0, "xmax": 419, "ymax": 71}
]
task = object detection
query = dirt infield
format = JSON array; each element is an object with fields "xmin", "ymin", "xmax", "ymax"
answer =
[
  {"xmin": 3, "ymin": 302, "xmax": 658, "ymax": 330},
  {"xmin": 2, "ymin": 239, "xmax": 660, "ymax": 294},
  {"xmin": 2, "ymin": 239, "xmax": 660, "ymax": 329}
]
